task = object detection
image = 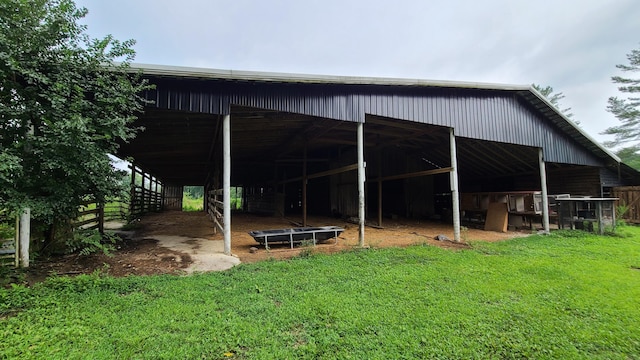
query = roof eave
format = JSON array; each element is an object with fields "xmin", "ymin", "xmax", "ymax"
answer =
[
  {"xmin": 526, "ymin": 86, "xmax": 621, "ymax": 163},
  {"xmin": 128, "ymin": 62, "xmax": 531, "ymax": 91}
]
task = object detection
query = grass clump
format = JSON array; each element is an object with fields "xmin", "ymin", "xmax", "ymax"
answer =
[
  {"xmin": 182, "ymin": 193, "xmax": 203, "ymax": 212},
  {"xmin": 1, "ymin": 228, "xmax": 640, "ymax": 358}
]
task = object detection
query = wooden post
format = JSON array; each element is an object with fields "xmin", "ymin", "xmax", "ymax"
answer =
[
  {"xmin": 539, "ymin": 148, "xmax": 550, "ymax": 234},
  {"xmin": 450, "ymin": 128, "xmax": 461, "ymax": 242},
  {"xmin": 130, "ymin": 163, "xmax": 136, "ymax": 218},
  {"xmin": 357, "ymin": 122, "xmax": 366, "ymax": 247},
  {"xmin": 596, "ymin": 202, "xmax": 604, "ymax": 235},
  {"xmin": 98, "ymin": 204, "xmax": 105, "ymax": 234},
  {"xmin": 302, "ymin": 143, "xmax": 308, "ymax": 227},
  {"xmin": 161, "ymin": 181, "xmax": 166, "ymax": 211},
  {"xmin": 19, "ymin": 208, "xmax": 30, "ymax": 268},
  {"xmin": 223, "ymin": 114, "xmax": 231, "ymax": 255},
  {"xmin": 14, "ymin": 215, "xmax": 19, "ymax": 268},
  {"xmin": 153, "ymin": 177, "xmax": 158, "ymax": 211},
  {"xmin": 612, "ymin": 201, "xmax": 617, "ymax": 232}
]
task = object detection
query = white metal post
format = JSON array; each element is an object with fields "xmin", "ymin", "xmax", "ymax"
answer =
[
  {"xmin": 19, "ymin": 208, "xmax": 30, "ymax": 268},
  {"xmin": 223, "ymin": 114, "xmax": 232, "ymax": 255},
  {"xmin": 302, "ymin": 144, "xmax": 308, "ymax": 227},
  {"xmin": 450, "ymin": 128, "xmax": 461, "ymax": 242},
  {"xmin": 357, "ymin": 122, "xmax": 366, "ymax": 247},
  {"xmin": 539, "ymin": 148, "xmax": 550, "ymax": 234}
]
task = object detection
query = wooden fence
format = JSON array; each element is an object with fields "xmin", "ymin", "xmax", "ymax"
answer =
[
  {"xmin": 0, "ymin": 210, "xmax": 19, "ymax": 267},
  {"xmin": 74, "ymin": 201, "xmax": 104, "ymax": 232},
  {"xmin": 612, "ymin": 186, "xmax": 640, "ymax": 224},
  {"xmin": 73, "ymin": 200, "xmax": 129, "ymax": 233},
  {"xmin": 130, "ymin": 165, "xmax": 163, "ymax": 218},
  {"xmin": 207, "ymin": 189, "xmax": 224, "ymax": 234}
]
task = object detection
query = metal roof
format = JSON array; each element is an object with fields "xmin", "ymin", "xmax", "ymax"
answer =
[
  {"xmin": 116, "ymin": 63, "xmax": 638, "ymax": 186},
  {"xmin": 130, "ymin": 63, "xmax": 530, "ymax": 90},
  {"xmin": 129, "ymin": 63, "xmax": 620, "ymax": 164}
]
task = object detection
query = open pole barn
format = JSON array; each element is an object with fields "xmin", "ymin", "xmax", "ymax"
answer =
[{"xmin": 116, "ymin": 64, "xmax": 640, "ymax": 254}]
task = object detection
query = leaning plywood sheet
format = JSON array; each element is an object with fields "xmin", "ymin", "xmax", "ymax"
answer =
[{"xmin": 485, "ymin": 202, "xmax": 508, "ymax": 232}]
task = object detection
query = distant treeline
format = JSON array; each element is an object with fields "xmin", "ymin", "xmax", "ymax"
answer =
[{"xmin": 184, "ymin": 186, "xmax": 204, "ymax": 198}]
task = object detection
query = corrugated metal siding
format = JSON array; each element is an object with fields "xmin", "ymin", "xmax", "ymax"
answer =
[{"xmin": 143, "ymin": 78, "xmax": 605, "ymax": 167}]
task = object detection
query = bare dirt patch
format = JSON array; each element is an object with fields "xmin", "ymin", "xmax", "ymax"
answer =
[
  {"xmin": 22, "ymin": 235, "xmax": 192, "ymax": 285},
  {"xmin": 19, "ymin": 211, "xmax": 528, "ymax": 284},
  {"xmin": 133, "ymin": 211, "xmax": 526, "ymax": 263}
]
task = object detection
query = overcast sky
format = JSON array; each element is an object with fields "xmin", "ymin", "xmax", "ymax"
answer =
[{"xmin": 76, "ymin": 0, "xmax": 639, "ymax": 144}]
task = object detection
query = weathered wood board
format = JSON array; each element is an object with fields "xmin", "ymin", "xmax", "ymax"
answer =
[{"xmin": 485, "ymin": 202, "xmax": 508, "ymax": 232}]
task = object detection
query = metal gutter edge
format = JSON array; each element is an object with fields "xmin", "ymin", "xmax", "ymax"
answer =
[{"xmin": 127, "ymin": 62, "xmax": 530, "ymax": 91}]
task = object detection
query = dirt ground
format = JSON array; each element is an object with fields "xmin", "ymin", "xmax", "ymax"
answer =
[{"xmin": 18, "ymin": 211, "xmax": 528, "ymax": 284}]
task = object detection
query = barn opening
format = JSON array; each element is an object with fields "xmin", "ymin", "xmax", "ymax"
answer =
[{"xmin": 115, "ymin": 64, "xmax": 640, "ymax": 254}]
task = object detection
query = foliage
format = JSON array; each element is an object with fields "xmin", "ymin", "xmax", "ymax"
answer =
[
  {"xmin": 603, "ymin": 46, "xmax": 640, "ymax": 168},
  {"xmin": 231, "ymin": 186, "xmax": 243, "ymax": 210},
  {"xmin": 182, "ymin": 186, "xmax": 243, "ymax": 211},
  {"xmin": 183, "ymin": 186, "xmax": 204, "ymax": 198},
  {"xmin": 614, "ymin": 145, "xmax": 640, "ymax": 170},
  {"xmin": 182, "ymin": 193, "xmax": 203, "ymax": 212},
  {"xmin": 0, "ymin": 0, "xmax": 150, "ymax": 230},
  {"xmin": 65, "ymin": 229, "xmax": 117, "ymax": 256},
  {"xmin": 2, "ymin": 230, "xmax": 640, "ymax": 358},
  {"xmin": 532, "ymin": 83, "xmax": 574, "ymax": 119},
  {"xmin": 616, "ymin": 204, "xmax": 630, "ymax": 227},
  {"xmin": 0, "ymin": 211, "xmax": 15, "ymax": 240}
]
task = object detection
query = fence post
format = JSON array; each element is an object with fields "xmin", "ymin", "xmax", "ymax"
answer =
[
  {"xmin": 19, "ymin": 208, "xmax": 30, "ymax": 268},
  {"xmin": 14, "ymin": 215, "xmax": 19, "ymax": 268},
  {"xmin": 98, "ymin": 204, "xmax": 105, "ymax": 234}
]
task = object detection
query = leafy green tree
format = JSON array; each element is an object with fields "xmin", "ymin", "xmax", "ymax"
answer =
[
  {"xmin": 602, "ymin": 47, "xmax": 640, "ymax": 169},
  {"xmin": 532, "ymin": 84, "xmax": 574, "ymax": 119},
  {"xmin": 0, "ymin": 0, "xmax": 149, "ymax": 245},
  {"xmin": 184, "ymin": 186, "xmax": 204, "ymax": 199}
]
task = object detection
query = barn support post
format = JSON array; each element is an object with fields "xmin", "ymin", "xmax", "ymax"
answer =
[
  {"xmin": 302, "ymin": 143, "xmax": 308, "ymax": 227},
  {"xmin": 19, "ymin": 208, "xmax": 30, "ymax": 268},
  {"xmin": 450, "ymin": 128, "xmax": 461, "ymax": 242},
  {"xmin": 130, "ymin": 163, "xmax": 136, "ymax": 217},
  {"xmin": 161, "ymin": 181, "xmax": 166, "ymax": 211},
  {"xmin": 375, "ymin": 134, "xmax": 382, "ymax": 227},
  {"xmin": 357, "ymin": 122, "xmax": 366, "ymax": 246},
  {"xmin": 223, "ymin": 114, "xmax": 232, "ymax": 255},
  {"xmin": 538, "ymin": 148, "xmax": 550, "ymax": 234}
]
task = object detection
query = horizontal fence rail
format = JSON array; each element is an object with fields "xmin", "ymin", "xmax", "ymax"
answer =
[
  {"xmin": 73, "ymin": 201, "xmax": 104, "ymax": 233},
  {"xmin": 207, "ymin": 189, "xmax": 224, "ymax": 234},
  {"xmin": 0, "ymin": 210, "xmax": 19, "ymax": 267},
  {"xmin": 130, "ymin": 164, "xmax": 164, "ymax": 218}
]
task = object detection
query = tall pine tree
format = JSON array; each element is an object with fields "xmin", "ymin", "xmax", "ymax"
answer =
[{"xmin": 603, "ymin": 47, "xmax": 640, "ymax": 169}]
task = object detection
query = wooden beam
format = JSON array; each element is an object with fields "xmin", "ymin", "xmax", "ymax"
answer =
[
  {"xmin": 369, "ymin": 167, "xmax": 453, "ymax": 182},
  {"xmin": 279, "ymin": 163, "xmax": 358, "ymax": 184}
]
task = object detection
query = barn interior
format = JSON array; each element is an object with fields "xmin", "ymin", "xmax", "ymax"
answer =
[
  {"xmin": 117, "ymin": 104, "xmax": 620, "ymax": 228},
  {"xmin": 113, "ymin": 64, "xmax": 640, "ymax": 251}
]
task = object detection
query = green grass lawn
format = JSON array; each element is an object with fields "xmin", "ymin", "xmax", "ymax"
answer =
[{"xmin": 2, "ymin": 228, "xmax": 640, "ymax": 359}]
